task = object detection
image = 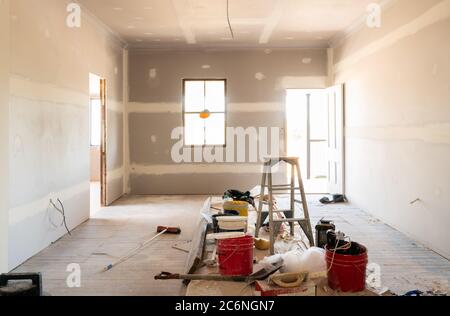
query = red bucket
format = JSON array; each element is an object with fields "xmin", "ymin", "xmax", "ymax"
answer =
[
  {"xmin": 218, "ymin": 236, "xmax": 254, "ymax": 276},
  {"xmin": 326, "ymin": 244, "xmax": 368, "ymax": 292}
]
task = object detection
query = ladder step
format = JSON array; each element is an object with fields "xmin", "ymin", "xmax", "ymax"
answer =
[
  {"xmin": 259, "ymin": 200, "xmax": 304, "ymax": 205},
  {"xmin": 272, "ymin": 184, "xmax": 298, "ymax": 188},
  {"xmin": 272, "ymin": 218, "xmax": 309, "ymax": 223},
  {"xmin": 257, "ymin": 209, "xmax": 294, "ymax": 213},
  {"xmin": 262, "ymin": 185, "xmax": 301, "ymax": 190}
]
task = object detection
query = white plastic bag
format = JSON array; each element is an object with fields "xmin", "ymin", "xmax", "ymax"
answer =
[
  {"xmin": 297, "ymin": 247, "xmax": 327, "ymax": 273},
  {"xmin": 280, "ymin": 250, "xmax": 304, "ymax": 273},
  {"xmin": 262, "ymin": 247, "xmax": 326, "ymax": 274}
]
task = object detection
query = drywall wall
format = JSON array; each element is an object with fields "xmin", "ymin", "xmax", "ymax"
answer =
[
  {"xmin": 8, "ymin": 0, "xmax": 125, "ymax": 269},
  {"xmin": 128, "ymin": 49, "xmax": 328, "ymax": 194},
  {"xmin": 334, "ymin": 0, "xmax": 450, "ymax": 258},
  {"xmin": 90, "ymin": 147, "xmax": 100, "ymax": 182},
  {"xmin": 0, "ymin": 0, "xmax": 11, "ymax": 273}
]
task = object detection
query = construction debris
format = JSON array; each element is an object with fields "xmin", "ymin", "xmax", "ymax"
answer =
[
  {"xmin": 254, "ymin": 238, "xmax": 270, "ymax": 250},
  {"xmin": 183, "ymin": 198, "xmax": 211, "ymax": 284},
  {"xmin": 155, "ymin": 259, "xmax": 283, "ymax": 283},
  {"xmin": 269, "ymin": 272, "xmax": 308, "ymax": 288},
  {"xmin": 172, "ymin": 240, "xmax": 192, "ymax": 253},
  {"xmin": 255, "ymin": 279, "xmax": 316, "ymax": 296}
]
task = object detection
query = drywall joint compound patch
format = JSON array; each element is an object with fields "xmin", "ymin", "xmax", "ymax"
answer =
[
  {"xmin": 255, "ymin": 72, "xmax": 266, "ymax": 81},
  {"xmin": 149, "ymin": 68, "xmax": 157, "ymax": 79}
]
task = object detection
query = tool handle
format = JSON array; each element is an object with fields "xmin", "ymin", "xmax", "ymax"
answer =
[
  {"xmin": 154, "ymin": 272, "xmax": 181, "ymax": 280},
  {"xmin": 157, "ymin": 226, "xmax": 181, "ymax": 234},
  {"xmin": 154, "ymin": 271, "xmax": 248, "ymax": 282}
]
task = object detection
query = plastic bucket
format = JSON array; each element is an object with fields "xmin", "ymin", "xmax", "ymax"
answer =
[
  {"xmin": 218, "ymin": 236, "xmax": 254, "ymax": 276},
  {"xmin": 325, "ymin": 243, "xmax": 368, "ymax": 292},
  {"xmin": 223, "ymin": 201, "xmax": 249, "ymax": 217}
]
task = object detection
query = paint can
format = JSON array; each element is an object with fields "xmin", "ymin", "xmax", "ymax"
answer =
[
  {"xmin": 223, "ymin": 200, "xmax": 249, "ymax": 217},
  {"xmin": 325, "ymin": 243, "xmax": 368, "ymax": 292},
  {"xmin": 218, "ymin": 236, "xmax": 254, "ymax": 276}
]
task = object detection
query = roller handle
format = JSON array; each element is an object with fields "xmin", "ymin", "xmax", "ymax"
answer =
[{"xmin": 157, "ymin": 226, "xmax": 181, "ymax": 234}]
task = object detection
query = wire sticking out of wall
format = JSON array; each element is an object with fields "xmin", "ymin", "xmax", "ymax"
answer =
[
  {"xmin": 49, "ymin": 198, "xmax": 72, "ymax": 236},
  {"xmin": 226, "ymin": 0, "xmax": 234, "ymax": 39}
]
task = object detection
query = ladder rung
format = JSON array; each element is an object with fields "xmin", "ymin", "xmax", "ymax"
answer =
[
  {"xmin": 272, "ymin": 218, "xmax": 309, "ymax": 223},
  {"xmin": 272, "ymin": 184, "xmax": 298, "ymax": 188},
  {"xmin": 258, "ymin": 210, "xmax": 291, "ymax": 213},
  {"xmin": 272, "ymin": 188, "xmax": 301, "ymax": 192},
  {"xmin": 262, "ymin": 185, "xmax": 301, "ymax": 190}
]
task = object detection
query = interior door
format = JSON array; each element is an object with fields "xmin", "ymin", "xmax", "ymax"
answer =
[{"xmin": 326, "ymin": 84, "xmax": 345, "ymax": 195}]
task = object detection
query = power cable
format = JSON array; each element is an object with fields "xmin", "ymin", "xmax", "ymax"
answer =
[
  {"xmin": 226, "ymin": 0, "xmax": 234, "ymax": 39},
  {"xmin": 49, "ymin": 198, "xmax": 72, "ymax": 236}
]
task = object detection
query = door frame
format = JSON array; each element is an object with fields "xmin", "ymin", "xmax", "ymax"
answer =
[
  {"xmin": 326, "ymin": 84, "xmax": 345, "ymax": 195},
  {"xmin": 100, "ymin": 78, "xmax": 107, "ymax": 207}
]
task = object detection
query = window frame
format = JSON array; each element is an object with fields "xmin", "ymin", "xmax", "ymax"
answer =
[{"xmin": 182, "ymin": 78, "xmax": 227, "ymax": 147}]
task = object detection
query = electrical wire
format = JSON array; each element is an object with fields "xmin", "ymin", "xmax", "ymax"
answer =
[
  {"xmin": 226, "ymin": 0, "xmax": 234, "ymax": 39},
  {"xmin": 49, "ymin": 198, "xmax": 72, "ymax": 236}
]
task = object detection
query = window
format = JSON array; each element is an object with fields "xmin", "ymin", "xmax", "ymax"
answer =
[{"xmin": 183, "ymin": 79, "xmax": 226, "ymax": 146}]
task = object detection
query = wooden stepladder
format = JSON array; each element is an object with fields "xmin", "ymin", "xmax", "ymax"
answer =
[{"xmin": 255, "ymin": 157, "xmax": 315, "ymax": 254}]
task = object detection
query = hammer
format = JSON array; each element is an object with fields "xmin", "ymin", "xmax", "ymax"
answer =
[{"xmin": 157, "ymin": 226, "xmax": 182, "ymax": 235}]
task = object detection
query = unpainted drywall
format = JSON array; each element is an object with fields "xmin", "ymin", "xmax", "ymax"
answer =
[
  {"xmin": 128, "ymin": 49, "xmax": 328, "ymax": 194},
  {"xmin": 8, "ymin": 0, "xmax": 125, "ymax": 269},
  {"xmin": 0, "ymin": 0, "xmax": 11, "ymax": 273},
  {"xmin": 334, "ymin": 0, "xmax": 450, "ymax": 258},
  {"xmin": 90, "ymin": 147, "xmax": 100, "ymax": 182}
]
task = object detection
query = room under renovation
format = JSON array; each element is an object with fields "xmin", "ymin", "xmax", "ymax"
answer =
[{"xmin": 0, "ymin": 0, "xmax": 449, "ymax": 300}]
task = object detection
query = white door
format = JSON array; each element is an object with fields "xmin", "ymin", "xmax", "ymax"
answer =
[{"xmin": 326, "ymin": 84, "xmax": 345, "ymax": 195}]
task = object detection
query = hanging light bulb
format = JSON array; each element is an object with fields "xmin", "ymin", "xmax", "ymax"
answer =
[{"xmin": 199, "ymin": 109, "xmax": 211, "ymax": 119}]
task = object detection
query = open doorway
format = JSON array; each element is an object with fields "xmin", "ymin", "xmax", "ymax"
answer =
[
  {"xmin": 286, "ymin": 89, "xmax": 328, "ymax": 194},
  {"xmin": 89, "ymin": 73, "xmax": 107, "ymax": 216},
  {"xmin": 286, "ymin": 86, "xmax": 345, "ymax": 195}
]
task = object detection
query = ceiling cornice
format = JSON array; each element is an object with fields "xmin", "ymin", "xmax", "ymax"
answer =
[
  {"xmin": 74, "ymin": 0, "xmax": 128, "ymax": 48},
  {"xmin": 328, "ymin": 0, "xmax": 398, "ymax": 48}
]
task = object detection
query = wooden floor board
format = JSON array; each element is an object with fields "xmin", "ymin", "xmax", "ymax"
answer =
[{"xmin": 12, "ymin": 194, "xmax": 449, "ymax": 296}]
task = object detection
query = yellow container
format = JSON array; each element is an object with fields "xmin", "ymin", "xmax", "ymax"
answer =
[{"xmin": 223, "ymin": 200, "xmax": 249, "ymax": 217}]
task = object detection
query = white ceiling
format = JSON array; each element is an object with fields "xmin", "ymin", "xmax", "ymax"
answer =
[{"xmin": 78, "ymin": 0, "xmax": 385, "ymax": 48}]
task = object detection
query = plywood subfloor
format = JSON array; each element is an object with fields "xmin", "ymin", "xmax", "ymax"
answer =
[{"xmin": 13, "ymin": 195, "xmax": 449, "ymax": 296}]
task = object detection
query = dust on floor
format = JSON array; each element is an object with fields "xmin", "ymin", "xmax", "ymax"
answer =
[{"xmin": 13, "ymin": 195, "xmax": 450, "ymax": 296}]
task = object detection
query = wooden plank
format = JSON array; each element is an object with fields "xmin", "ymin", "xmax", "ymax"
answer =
[{"xmin": 183, "ymin": 197, "xmax": 211, "ymax": 285}]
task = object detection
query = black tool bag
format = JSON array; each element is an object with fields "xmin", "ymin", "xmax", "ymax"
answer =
[{"xmin": 223, "ymin": 189, "xmax": 255, "ymax": 208}]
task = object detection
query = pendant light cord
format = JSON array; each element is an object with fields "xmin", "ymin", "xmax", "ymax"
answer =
[{"xmin": 227, "ymin": 0, "xmax": 234, "ymax": 39}]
